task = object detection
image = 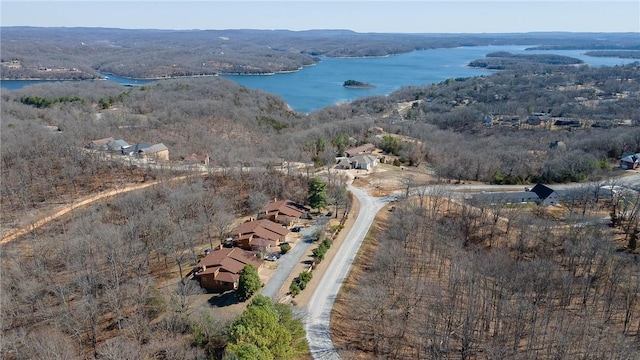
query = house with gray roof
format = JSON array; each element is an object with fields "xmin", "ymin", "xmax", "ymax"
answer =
[
  {"xmin": 620, "ymin": 153, "xmax": 640, "ymax": 170},
  {"xmin": 138, "ymin": 143, "xmax": 169, "ymax": 162},
  {"xmin": 106, "ymin": 139, "xmax": 130, "ymax": 153},
  {"xmin": 471, "ymin": 183, "xmax": 559, "ymax": 206},
  {"xmin": 122, "ymin": 143, "xmax": 151, "ymax": 156},
  {"xmin": 350, "ymin": 154, "xmax": 379, "ymax": 170},
  {"xmin": 530, "ymin": 183, "xmax": 559, "ymax": 206},
  {"xmin": 472, "ymin": 191, "xmax": 540, "ymax": 205}
]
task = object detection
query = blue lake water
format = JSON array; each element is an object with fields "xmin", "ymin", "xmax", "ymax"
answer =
[{"xmin": 2, "ymin": 45, "xmax": 637, "ymax": 113}]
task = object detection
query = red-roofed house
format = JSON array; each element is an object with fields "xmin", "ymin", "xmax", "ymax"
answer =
[
  {"xmin": 192, "ymin": 247, "xmax": 263, "ymax": 291},
  {"xmin": 232, "ymin": 219, "xmax": 289, "ymax": 250},
  {"xmin": 259, "ymin": 200, "xmax": 309, "ymax": 225}
]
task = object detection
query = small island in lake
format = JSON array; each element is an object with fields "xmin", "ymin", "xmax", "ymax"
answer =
[{"xmin": 343, "ymin": 79, "xmax": 376, "ymax": 89}]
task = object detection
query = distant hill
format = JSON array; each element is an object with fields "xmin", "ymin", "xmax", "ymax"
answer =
[
  {"xmin": 584, "ymin": 50, "xmax": 640, "ymax": 59},
  {"xmin": 2, "ymin": 27, "xmax": 639, "ymax": 79}
]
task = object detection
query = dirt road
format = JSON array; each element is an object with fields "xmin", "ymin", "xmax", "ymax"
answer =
[{"xmin": 1, "ymin": 177, "xmax": 186, "ymax": 245}]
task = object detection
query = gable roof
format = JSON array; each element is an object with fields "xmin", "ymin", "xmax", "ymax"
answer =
[
  {"xmin": 195, "ymin": 247, "xmax": 262, "ymax": 274},
  {"xmin": 106, "ymin": 139, "xmax": 130, "ymax": 151},
  {"xmin": 261, "ymin": 200, "xmax": 308, "ymax": 218},
  {"xmin": 251, "ymin": 237, "xmax": 279, "ymax": 249},
  {"xmin": 345, "ymin": 143, "xmax": 376, "ymax": 157},
  {"xmin": 89, "ymin": 137, "xmax": 115, "ymax": 148},
  {"xmin": 122, "ymin": 143, "xmax": 151, "ymax": 154},
  {"xmin": 351, "ymin": 154, "xmax": 377, "ymax": 163},
  {"xmin": 139, "ymin": 143, "xmax": 168, "ymax": 154},
  {"xmin": 336, "ymin": 158, "xmax": 352, "ymax": 167},
  {"xmin": 621, "ymin": 153, "xmax": 640, "ymax": 163},
  {"xmin": 531, "ymin": 183, "xmax": 556, "ymax": 200},
  {"xmin": 234, "ymin": 219, "xmax": 288, "ymax": 237}
]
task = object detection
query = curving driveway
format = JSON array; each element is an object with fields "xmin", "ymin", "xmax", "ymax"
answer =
[{"xmin": 305, "ymin": 186, "xmax": 389, "ymax": 359}]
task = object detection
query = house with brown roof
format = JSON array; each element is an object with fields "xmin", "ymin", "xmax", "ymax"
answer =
[
  {"xmin": 232, "ymin": 219, "xmax": 289, "ymax": 251},
  {"xmin": 88, "ymin": 137, "xmax": 115, "ymax": 150},
  {"xmin": 192, "ymin": 247, "xmax": 263, "ymax": 291},
  {"xmin": 345, "ymin": 143, "xmax": 376, "ymax": 157},
  {"xmin": 259, "ymin": 200, "xmax": 309, "ymax": 225}
]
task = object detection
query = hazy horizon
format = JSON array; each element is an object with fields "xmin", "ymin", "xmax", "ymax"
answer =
[{"xmin": 2, "ymin": 1, "xmax": 639, "ymax": 34}]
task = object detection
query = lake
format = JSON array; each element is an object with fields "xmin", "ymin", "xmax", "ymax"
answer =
[{"xmin": 2, "ymin": 45, "xmax": 637, "ymax": 113}]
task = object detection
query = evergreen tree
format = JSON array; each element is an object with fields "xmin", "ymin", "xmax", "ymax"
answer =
[
  {"xmin": 308, "ymin": 177, "xmax": 328, "ymax": 209},
  {"xmin": 236, "ymin": 264, "xmax": 261, "ymax": 302},
  {"xmin": 226, "ymin": 295, "xmax": 306, "ymax": 360}
]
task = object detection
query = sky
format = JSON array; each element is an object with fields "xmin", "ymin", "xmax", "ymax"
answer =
[{"xmin": 1, "ymin": 1, "xmax": 639, "ymax": 33}]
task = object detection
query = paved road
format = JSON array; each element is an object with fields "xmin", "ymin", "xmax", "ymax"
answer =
[
  {"xmin": 261, "ymin": 218, "xmax": 328, "ymax": 300},
  {"xmin": 302, "ymin": 172, "xmax": 640, "ymax": 359},
  {"xmin": 305, "ymin": 186, "xmax": 390, "ymax": 360}
]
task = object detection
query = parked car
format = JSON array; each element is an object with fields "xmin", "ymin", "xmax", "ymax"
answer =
[
  {"xmin": 291, "ymin": 226, "xmax": 301, "ymax": 232},
  {"xmin": 326, "ymin": 211, "xmax": 333, "ymax": 217},
  {"xmin": 265, "ymin": 253, "xmax": 280, "ymax": 261}
]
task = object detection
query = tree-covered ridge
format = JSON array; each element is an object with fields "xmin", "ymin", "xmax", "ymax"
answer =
[
  {"xmin": 2, "ymin": 27, "xmax": 639, "ymax": 79},
  {"xmin": 585, "ymin": 50, "xmax": 640, "ymax": 59},
  {"xmin": 468, "ymin": 51, "xmax": 584, "ymax": 69}
]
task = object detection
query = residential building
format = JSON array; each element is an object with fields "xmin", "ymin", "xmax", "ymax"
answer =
[
  {"xmin": 345, "ymin": 143, "xmax": 376, "ymax": 157},
  {"xmin": 335, "ymin": 157, "xmax": 352, "ymax": 170},
  {"xmin": 472, "ymin": 191, "xmax": 540, "ymax": 204},
  {"xmin": 530, "ymin": 183, "xmax": 560, "ymax": 206},
  {"xmin": 106, "ymin": 139, "xmax": 130, "ymax": 153},
  {"xmin": 471, "ymin": 183, "xmax": 560, "ymax": 206},
  {"xmin": 259, "ymin": 200, "xmax": 308, "ymax": 225},
  {"xmin": 620, "ymin": 153, "xmax": 640, "ymax": 170},
  {"xmin": 137, "ymin": 143, "xmax": 169, "ymax": 162},
  {"xmin": 232, "ymin": 219, "xmax": 289, "ymax": 250},
  {"xmin": 350, "ymin": 154, "xmax": 379, "ymax": 170},
  {"xmin": 122, "ymin": 143, "xmax": 151, "ymax": 156},
  {"xmin": 88, "ymin": 137, "xmax": 115, "ymax": 150},
  {"xmin": 192, "ymin": 247, "xmax": 263, "ymax": 292}
]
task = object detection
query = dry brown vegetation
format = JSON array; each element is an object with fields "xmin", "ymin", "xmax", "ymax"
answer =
[
  {"xmin": 332, "ymin": 192, "xmax": 640, "ymax": 359},
  {"xmin": 0, "ymin": 170, "xmax": 312, "ymax": 359}
]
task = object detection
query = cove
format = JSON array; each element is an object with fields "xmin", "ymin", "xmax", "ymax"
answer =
[{"xmin": 2, "ymin": 45, "xmax": 637, "ymax": 113}]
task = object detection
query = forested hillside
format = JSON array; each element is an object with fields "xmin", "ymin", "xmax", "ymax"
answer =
[
  {"xmin": 350, "ymin": 62, "xmax": 640, "ymax": 184},
  {"xmin": 333, "ymin": 187, "xmax": 640, "ymax": 359},
  {"xmin": 3, "ymin": 62, "xmax": 640, "ymax": 221},
  {"xmin": 2, "ymin": 27, "xmax": 639, "ymax": 79},
  {"xmin": 3, "ymin": 55, "xmax": 640, "ymax": 359}
]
